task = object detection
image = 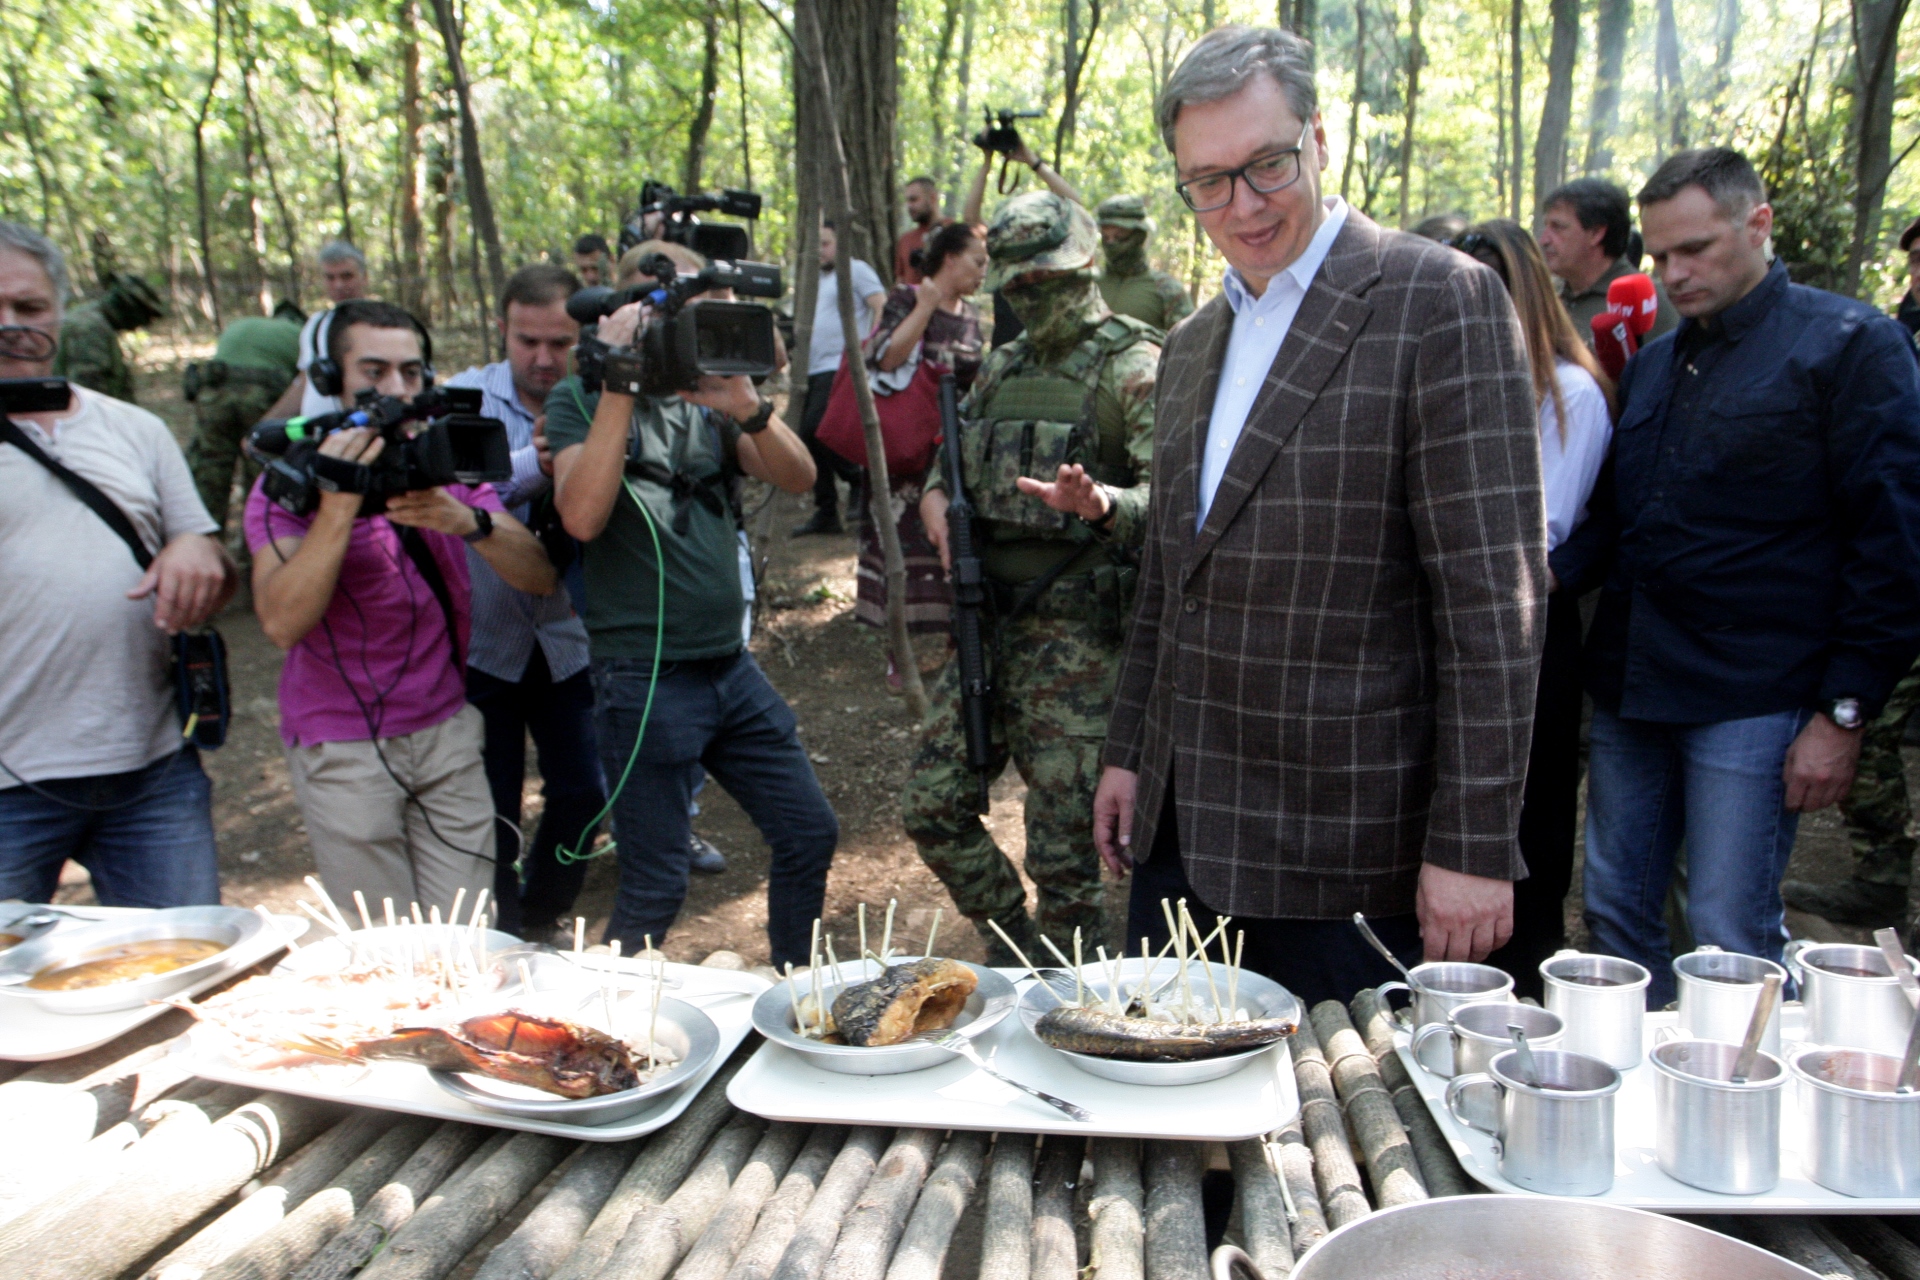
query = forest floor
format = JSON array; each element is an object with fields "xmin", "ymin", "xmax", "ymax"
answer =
[{"xmin": 46, "ymin": 326, "xmax": 1885, "ymax": 969}]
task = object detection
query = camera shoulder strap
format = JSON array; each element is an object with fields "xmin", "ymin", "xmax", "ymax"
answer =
[
  {"xmin": 394, "ymin": 524, "xmax": 464, "ymax": 672},
  {"xmin": 0, "ymin": 415, "xmax": 154, "ymax": 571}
]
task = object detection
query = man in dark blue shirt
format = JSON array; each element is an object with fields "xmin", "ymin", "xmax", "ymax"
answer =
[{"xmin": 1577, "ymin": 149, "xmax": 1920, "ymax": 1005}]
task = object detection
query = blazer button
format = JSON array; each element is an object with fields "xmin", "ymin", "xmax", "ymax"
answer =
[{"xmin": 1184, "ymin": 597, "xmax": 1199, "ymax": 614}]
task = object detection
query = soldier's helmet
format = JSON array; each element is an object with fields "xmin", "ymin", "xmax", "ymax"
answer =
[
  {"xmin": 1094, "ymin": 195, "xmax": 1153, "ymax": 233},
  {"xmin": 106, "ymin": 273, "xmax": 166, "ymax": 328},
  {"xmin": 985, "ymin": 192, "xmax": 1100, "ymax": 292}
]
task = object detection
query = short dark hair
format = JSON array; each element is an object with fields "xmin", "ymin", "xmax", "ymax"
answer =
[
  {"xmin": 330, "ymin": 299, "xmax": 424, "ymax": 367},
  {"xmin": 1542, "ymin": 178, "xmax": 1632, "ymax": 259},
  {"xmin": 1637, "ymin": 148, "xmax": 1768, "ymax": 217},
  {"xmin": 906, "ymin": 175, "xmax": 937, "ymax": 192},
  {"xmin": 501, "ymin": 263, "xmax": 581, "ymax": 316},
  {"xmin": 917, "ymin": 221, "xmax": 979, "ymax": 278},
  {"xmin": 573, "ymin": 233, "xmax": 609, "ymax": 257},
  {"xmin": 1409, "ymin": 212, "xmax": 1469, "ymax": 243}
]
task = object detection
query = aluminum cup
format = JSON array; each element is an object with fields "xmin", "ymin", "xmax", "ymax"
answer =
[
  {"xmin": 1540, "ymin": 951, "xmax": 1651, "ymax": 1069},
  {"xmin": 1445, "ymin": 1048, "xmax": 1620, "ymax": 1196},
  {"xmin": 1785, "ymin": 941, "xmax": 1920, "ymax": 1057},
  {"xmin": 1650, "ymin": 1038, "xmax": 1784, "ymax": 1195},
  {"xmin": 1791, "ymin": 1047, "xmax": 1920, "ymax": 1198},
  {"xmin": 1411, "ymin": 1000, "xmax": 1563, "ymax": 1079},
  {"xmin": 1379, "ymin": 962, "xmax": 1513, "ymax": 1032},
  {"xmin": 1672, "ymin": 947, "xmax": 1786, "ymax": 1057}
]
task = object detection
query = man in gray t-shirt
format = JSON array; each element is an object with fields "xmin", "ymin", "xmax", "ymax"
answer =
[{"xmin": 0, "ymin": 221, "xmax": 238, "ymax": 906}]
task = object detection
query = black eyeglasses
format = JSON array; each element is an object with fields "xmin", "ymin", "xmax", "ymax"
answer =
[
  {"xmin": 1174, "ymin": 122, "xmax": 1313, "ymax": 213},
  {"xmin": 1446, "ymin": 233, "xmax": 1511, "ymax": 288}
]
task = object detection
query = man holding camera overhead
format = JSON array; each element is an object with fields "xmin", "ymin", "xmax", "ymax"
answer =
[
  {"xmin": 547, "ymin": 243, "xmax": 836, "ymax": 969},
  {"xmin": 246, "ymin": 300, "xmax": 557, "ymax": 920}
]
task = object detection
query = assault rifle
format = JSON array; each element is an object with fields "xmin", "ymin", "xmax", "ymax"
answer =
[{"xmin": 940, "ymin": 372, "xmax": 994, "ymax": 814}]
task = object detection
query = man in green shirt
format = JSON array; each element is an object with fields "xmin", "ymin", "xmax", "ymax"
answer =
[
  {"xmin": 1538, "ymin": 178, "xmax": 1678, "ymax": 343},
  {"xmin": 184, "ymin": 300, "xmax": 305, "ymax": 559},
  {"xmin": 52, "ymin": 273, "xmax": 164, "ymax": 403},
  {"xmin": 1094, "ymin": 195, "xmax": 1194, "ymax": 333},
  {"xmin": 546, "ymin": 276, "xmax": 833, "ymax": 968}
]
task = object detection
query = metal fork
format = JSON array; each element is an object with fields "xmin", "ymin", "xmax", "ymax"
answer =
[{"xmin": 923, "ymin": 1029, "xmax": 1091, "ymax": 1122}]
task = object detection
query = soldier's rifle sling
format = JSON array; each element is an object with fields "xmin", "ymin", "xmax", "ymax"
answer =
[{"xmin": 940, "ymin": 372, "xmax": 995, "ymax": 815}]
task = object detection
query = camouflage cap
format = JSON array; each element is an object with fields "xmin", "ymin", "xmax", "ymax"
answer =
[
  {"xmin": 107, "ymin": 273, "xmax": 165, "ymax": 321},
  {"xmin": 1095, "ymin": 194, "xmax": 1153, "ymax": 232},
  {"xmin": 985, "ymin": 192, "xmax": 1100, "ymax": 292}
]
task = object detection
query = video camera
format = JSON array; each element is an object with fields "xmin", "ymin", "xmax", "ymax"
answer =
[
  {"xmin": 568, "ymin": 252, "xmax": 783, "ymax": 397},
  {"xmin": 620, "ymin": 180, "xmax": 762, "ymax": 263},
  {"xmin": 246, "ymin": 386, "xmax": 512, "ymax": 517},
  {"xmin": 972, "ymin": 108, "xmax": 1045, "ymax": 192}
]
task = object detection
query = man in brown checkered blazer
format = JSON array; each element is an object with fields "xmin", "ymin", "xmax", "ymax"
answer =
[{"xmin": 1087, "ymin": 25, "xmax": 1549, "ymax": 1007}]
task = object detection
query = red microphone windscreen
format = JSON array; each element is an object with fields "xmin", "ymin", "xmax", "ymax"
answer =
[
  {"xmin": 1607, "ymin": 272, "xmax": 1658, "ymax": 337},
  {"xmin": 1590, "ymin": 311, "xmax": 1636, "ymax": 380}
]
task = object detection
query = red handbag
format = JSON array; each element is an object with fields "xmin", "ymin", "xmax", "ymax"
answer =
[{"xmin": 814, "ymin": 352, "xmax": 946, "ymax": 479}]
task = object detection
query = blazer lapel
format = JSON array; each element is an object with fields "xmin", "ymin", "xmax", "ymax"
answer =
[
  {"xmin": 1161, "ymin": 296, "xmax": 1234, "ymax": 551},
  {"xmin": 1184, "ymin": 217, "xmax": 1384, "ymax": 580}
]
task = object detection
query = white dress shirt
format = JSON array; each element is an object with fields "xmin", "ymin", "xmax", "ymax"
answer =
[
  {"xmin": 1538, "ymin": 357, "xmax": 1612, "ymax": 551},
  {"xmin": 1198, "ymin": 197, "xmax": 1351, "ymax": 529}
]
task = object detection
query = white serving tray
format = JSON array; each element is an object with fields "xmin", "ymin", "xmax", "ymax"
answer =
[
  {"xmin": 1395, "ymin": 1006, "xmax": 1914, "ymax": 1213},
  {"xmin": 728, "ymin": 971, "xmax": 1300, "ymax": 1140},
  {"xmin": 0, "ymin": 908, "xmax": 309, "ymax": 1063},
  {"xmin": 187, "ymin": 958, "xmax": 767, "ymax": 1141}
]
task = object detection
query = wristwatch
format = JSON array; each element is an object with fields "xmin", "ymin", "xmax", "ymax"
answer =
[
  {"xmin": 736, "ymin": 396, "xmax": 776, "ymax": 434},
  {"xmin": 1826, "ymin": 697, "xmax": 1864, "ymax": 730},
  {"xmin": 461, "ymin": 507, "xmax": 495, "ymax": 544}
]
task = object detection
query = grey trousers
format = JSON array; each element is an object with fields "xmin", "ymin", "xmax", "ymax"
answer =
[{"xmin": 285, "ymin": 703, "xmax": 497, "ymax": 922}]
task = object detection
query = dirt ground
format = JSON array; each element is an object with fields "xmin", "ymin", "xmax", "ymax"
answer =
[{"xmin": 47, "ymin": 328, "xmax": 1888, "ymax": 969}]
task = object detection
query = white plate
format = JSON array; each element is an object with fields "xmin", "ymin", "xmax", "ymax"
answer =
[
  {"xmin": 1395, "ymin": 1005, "xmax": 1916, "ymax": 1213},
  {"xmin": 728, "ymin": 970, "xmax": 1300, "ymax": 1140},
  {"xmin": 0, "ymin": 909, "xmax": 308, "ymax": 1062},
  {"xmin": 186, "ymin": 958, "xmax": 767, "ymax": 1141}
]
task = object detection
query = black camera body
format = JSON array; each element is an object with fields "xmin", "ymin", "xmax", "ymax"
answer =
[
  {"xmin": 620, "ymin": 180, "xmax": 762, "ymax": 263},
  {"xmin": 247, "ymin": 386, "xmax": 512, "ymax": 517},
  {"xmin": 569, "ymin": 253, "xmax": 783, "ymax": 397},
  {"xmin": 973, "ymin": 107, "xmax": 1043, "ymax": 156}
]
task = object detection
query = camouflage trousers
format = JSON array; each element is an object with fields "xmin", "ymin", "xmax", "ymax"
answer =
[
  {"xmin": 186, "ymin": 381, "xmax": 279, "ymax": 561},
  {"xmin": 1839, "ymin": 663, "xmax": 1920, "ymax": 888},
  {"xmin": 901, "ymin": 611, "xmax": 1120, "ymax": 943}
]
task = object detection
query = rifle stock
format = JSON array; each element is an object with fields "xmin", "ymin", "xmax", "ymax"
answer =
[{"xmin": 940, "ymin": 373, "xmax": 994, "ymax": 814}]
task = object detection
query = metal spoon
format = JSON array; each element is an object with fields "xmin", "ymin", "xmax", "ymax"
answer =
[
  {"xmin": 1874, "ymin": 927, "xmax": 1920, "ymax": 1011},
  {"xmin": 925, "ymin": 1028, "xmax": 1091, "ymax": 1122},
  {"xmin": 1898, "ymin": 1001, "xmax": 1920, "ymax": 1095},
  {"xmin": 1730, "ymin": 973, "xmax": 1783, "ymax": 1084},
  {"xmin": 1508, "ymin": 1024, "xmax": 1543, "ymax": 1088},
  {"xmin": 1352, "ymin": 913, "xmax": 1415, "ymax": 984}
]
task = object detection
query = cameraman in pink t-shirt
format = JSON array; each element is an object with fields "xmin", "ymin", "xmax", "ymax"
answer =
[{"xmin": 246, "ymin": 301, "xmax": 557, "ymax": 922}]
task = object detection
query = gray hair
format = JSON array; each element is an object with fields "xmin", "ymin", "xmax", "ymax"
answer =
[
  {"xmin": 0, "ymin": 221, "xmax": 70, "ymax": 305},
  {"xmin": 317, "ymin": 239, "xmax": 368, "ymax": 272},
  {"xmin": 1157, "ymin": 25, "xmax": 1318, "ymax": 154}
]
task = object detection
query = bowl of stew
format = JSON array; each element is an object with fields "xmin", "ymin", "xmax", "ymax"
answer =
[{"xmin": 0, "ymin": 906, "xmax": 263, "ymax": 1014}]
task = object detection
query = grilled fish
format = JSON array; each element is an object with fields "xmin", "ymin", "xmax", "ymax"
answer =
[
  {"xmin": 831, "ymin": 957, "xmax": 977, "ymax": 1047},
  {"xmin": 342, "ymin": 1011, "xmax": 643, "ymax": 1097},
  {"xmin": 1035, "ymin": 1004, "xmax": 1298, "ymax": 1062}
]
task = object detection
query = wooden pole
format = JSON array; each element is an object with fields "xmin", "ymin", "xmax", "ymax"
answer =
[
  {"xmin": 1030, "ymin": 1136, "xmax": 1083, "ymax": 1280},
  {"xmin": 1288, "ymin": 1017, "xmax": 1370, "ymax": 1228},
  {"xmin": 470, "ymin": 1141, "xmax": 637, "ymax": 1280},
  {"xmin": 674, "ymin": 1122, "xmax": 809, "ymax": 1280},
  {"xmin": 976, "ymin": 1134, "xmax": 1032, "ymax": 1280},
  {"xmin": 598, "ymin": 1113, "xmax": 769, "ymax": 1280},
  {"xmin": 723, "ymin": 1124, "xmax": 849, "ymax": 1280},
  {"xmin": 355, "ymin": 1131, "xmax": 572, "ymax": 1280},
  {"xmin": 289, "ymin": 1124, "xmax": 496, "ymax": 1280},
  {"xmin": 791, "ymin": 0, "xmax": 927, "ymax": 717},
  {"xmin": 1270, "ymin": 1124, "xmax": 1325, "ymax": 1259},
  {"xmin": 1224, "ymin": 1140, "xmax": 1292, "ymax": 1276},
  {"xmin": 767, "ymin": 1126, "xmax": 891, "ymax": 1280},
  {"xmin": 1308, "ymin": 1001, "xmax": 1427, "ymax": 1208},
  {"xmin": 1142, "ymin": 1141, "xmax": 1206, "ymax": 1280},
  {"xmin": 1087, "ymin": 1138, "xmax": 1144, "ymax": 1280},
  {"xmin": 1349, "ymin": 988, "xmax": 1472, "ymax": 1197},
  {"xmin": 882, "ymin": 1130, "xmax": 987, "ymax": 1280},
  {"xmin": 820, "ymin": 1128, "xmax": 943, "ymax": 1280}
]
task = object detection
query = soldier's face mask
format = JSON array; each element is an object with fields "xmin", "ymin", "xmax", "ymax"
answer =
[
  {"xmin": 1102, "ymin": 229, "xmax": 1149, "ymax": 277},
  {"xmin": 1002, "ymin": 272, "xmax": 1101, "ymax": 354}
]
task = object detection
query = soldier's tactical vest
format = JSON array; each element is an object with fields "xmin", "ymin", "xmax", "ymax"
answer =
[
  {"xmin": 962, "ymin": 314, "xmax": 1155, "ymax": 540},
  {"xmin": 1099, "ymin": 272, "xmax": 1175, "ymax": 332}
]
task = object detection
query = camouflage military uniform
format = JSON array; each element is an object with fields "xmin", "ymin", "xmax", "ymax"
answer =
[
  {"xmin": 184, "ymin": 311, "xmax": 303, "ymax": 553},
  {"xmin": 1094, "ymin": 195, "xmax": 1194, "ymax": 334},
  {"xmin": 902, "ymin": 192, "xmax": 1160, "ymax": 959},
  {"xmin": 52, "ymin": 274, "xmax": 164, "ymax": 403}
]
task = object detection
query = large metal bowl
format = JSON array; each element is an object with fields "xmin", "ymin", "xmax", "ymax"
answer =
[
  {"xmin": 0, "ymin": 906, "xmax": 263, "ymax": 1014},
  {"xmin": 751, "ymin": 956, "xmax": 1017, "ymax": 1076},
  {"xmin": 1287, "ymin": 1196, "xmax": 1820, "ymax": 1280},
  {"xmin": 1017, "ymin": 957, "xmax": 1301, "ymax": 1085},
  {"xmin": 431, "ymin": 992, "xmax": 720, "ymax": 1125},
  {"xmin": 0, "ymin": 901, "xmax": 76, "ymax": 953}
]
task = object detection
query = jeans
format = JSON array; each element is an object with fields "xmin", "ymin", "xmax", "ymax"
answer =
[
  {"xmin": 0, "ymin": 749, "xmax": 221, "ymax": 907},
  {"xmin": 1583, "ymin": 705, "xmax": 1809, "ymax": 1006},
  {"xmin": 468, "ymin": 647, "xmax": 607, "ymax": 938},
  {"xmin": 592, "ymin": 651, "xmax": 837, "ymax": 968}
]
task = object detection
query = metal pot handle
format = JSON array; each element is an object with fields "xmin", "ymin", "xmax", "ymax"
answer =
[
  {"xmin": 1378, "ymin": 981, "xmax": 1413, "ymax": 1030},
  {"xmin": 1445, "ymin": 1072, "xmax": 1502, "ymax": 1135},
  {"xmin": 1782, "ymin": 938, "xmax": 1814, "ymax": 982},
  {"xmin": 1411, "ymin": 1020, "xmax": 1456, "ymax": 1077}
]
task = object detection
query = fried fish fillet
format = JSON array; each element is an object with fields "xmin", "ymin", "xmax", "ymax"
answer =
[{"xmin": 830, "ymin": 958, "xmax": 978, "ymax": 1047}]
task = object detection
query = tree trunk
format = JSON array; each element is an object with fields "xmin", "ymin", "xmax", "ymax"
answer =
[
  {"xmin": 1714, "ymin": 0, "xmax": 1741, "ymax": 94},
  {"xmin": 430, "ymin": 127, "xmax": 459, "ymax": 316},
  {"xmin": 794, "ymin": 0, "xmax": 927, "ymax": 717},
  {"xmin": 790, "ymin": 82, "xmax": 822, "ymax": 380},
  {"xmin": 1340, "ymin": 0, "xmax": 1365, "ymax": 201},
  {"xmin": 1053, "ymin": 0, "xmax": 1102, "ymax": 171},
  {"xmin": 323, "ymin": 12, "xmax": 355, "ymax": 245},
  {"xmin": 1281, "ymin": 0, "xmax": 1318, "ymax": 51},
  {"xmin": 430, "ymin": 0, "xmax": 507, "ymax": 310},
  {"xmin": 928, "ymin": 0, "xmax": 962, "ymax": 201},
  {"xmin": 241, "ymin": 58, "xmax": 301, "ymax": 305},
  {"xmin": 1846, "ymin": 0, "xmax": 1912, "ymax": 296},
  {"xmin": 801, "ymin": 0, "xmax": 899, "ymax": 289},
  {"xmin": 1531, "ymin": 0, "xmax": 1579, "ymax": 218},
  {"xmin": 684, "ymin": 0, "xmax": 721, "ymax": 193},
  {"xmin": 236, "ymin": 63, "xmax": 271, "ymax": 314},
  {"xmin": 397, "ymin": 0, "xmax": 428, "ymax": 318},
  {"xmin": 1508, "ymin": 0, "xmax": 1524, "ymax": 220},
  {"xmin": 1584, "ymin": 0, "xmax": 1632, "ymax": 174},
  {"xmin": 192, "ymin": 0, "xmax": 225, "ymax": 327},
  {"xmin": 1396, "ymin": 0, "xmax": 1422, "ymax": 228},
  {"xmin": 732, "ymin": 0, "xmax": 754, "ymax": 189},
  {"xmin": 948, "ymin": 0, "xmax": 977, "ymax": 215},
  {"xmin": 1655, "ymin": 0, "xmax": 1688, "ymax": 149}
]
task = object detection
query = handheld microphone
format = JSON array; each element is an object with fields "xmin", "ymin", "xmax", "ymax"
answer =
[
  {"xmin": 1590, "ymin": 311, "xmax": 1636, "ymax": 381},
  {"xmin": 1606, "ymin": 272, "xmax": 1658, "ymax": 337}
]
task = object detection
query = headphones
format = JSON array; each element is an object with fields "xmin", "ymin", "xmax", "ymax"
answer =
[{"xmin": 308, "ymin": 303, "xmax": 436, "ymax": 398}]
